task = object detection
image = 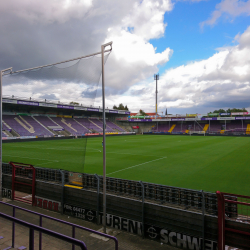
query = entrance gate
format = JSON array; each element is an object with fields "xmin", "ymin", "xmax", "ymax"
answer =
[{"xmin": 10, "ymin": 162, "xmax": 36, "ymax": 205}]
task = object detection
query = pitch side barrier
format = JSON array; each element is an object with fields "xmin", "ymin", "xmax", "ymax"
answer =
[
  {"xmin": 144, "ymin": 132, "xmax": 250, "ymax": 137},
  {"xmin": 2, "ymin": 132, "xmax": 136, "ymax": 144},
  {"xmin": 2, "ymin": 163, "xmax": 246, "ymax": 250}
]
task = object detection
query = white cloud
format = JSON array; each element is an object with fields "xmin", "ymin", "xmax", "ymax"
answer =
[
  {"xmin": 103, "ymin": 0, "xmax": 173, "ymax": 92},
  {"xmin": 106, "ymin": 29, "xmax": 172, "ymax": 65},
  {"xmin": 154, "ymin": 26, "xmax": 250, "ymax": 113},
  {"xmin": 201, "ymin": 0, "xmax": 250, "ymax": 28},
  {"xmin": 122, "ymin": 0, "xmax": 173, "ymax": 40},
  {"xmin": 191, "ymin": 0, "xmax": 207, "ymax": 1},
  {"xmin": 1, "ymin": 0, "xmax": 173, "ymax": 110},
  {"xmin": 2, "ymin": 0, "xmax": 250, "ymax": 115},
  {"xmin": 104, "ymin": 28, "xmax": 172, "ymax": 91}
]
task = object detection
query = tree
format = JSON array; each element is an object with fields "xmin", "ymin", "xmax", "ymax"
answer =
[
  {"xmin": 118, "ymin": 103, "xmax": 125, "ymax": 110},
  {"xmin": 213, "ymin": 109, "xmax": 226, "ymax": 113},
  {"xmin": 113, "ymin": 103, "xmax": 129, "ymax": 110},
  {"xmin": 139, "ymin": 109, "xmax": 148, "ymax": 116},
  {"xmin": 227, "ymin": 108, "xmax": 248, "ymax": 113},
  {"xmin": 70, "ymin": 101, "xmax": 79, "ymax": 105}
]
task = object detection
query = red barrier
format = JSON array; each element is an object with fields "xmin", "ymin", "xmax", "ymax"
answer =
[
  {"xmin": 217, "ymin": 191, "xmax": 250, "ymax": 250},
  {"xmin": 10, "ymin": 162, "xmax": 36, "ymax": 206}
]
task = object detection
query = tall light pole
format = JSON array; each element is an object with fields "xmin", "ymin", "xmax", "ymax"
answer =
[
  {"xmin": 154, "ymin": 74, "xmax": 159, "ymax": 116},
  {"xmin": 101, "ymin": 42, "xmax": 113, "ymax": 234}
]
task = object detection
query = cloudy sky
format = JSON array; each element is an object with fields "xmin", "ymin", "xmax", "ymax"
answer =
[{"xmin": 1, "ymin": 0, "xmax": 250, "ymax": 114}]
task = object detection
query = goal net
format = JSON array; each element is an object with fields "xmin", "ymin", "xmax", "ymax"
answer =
[
  {"xmin": 1, "ymin": 45, "xmax": 112, "ymax": 178},
  {"xmin": 188, "ymin": 131, "xmax": 206, "ymax": 136}
]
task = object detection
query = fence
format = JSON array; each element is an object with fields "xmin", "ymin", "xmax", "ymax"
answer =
[
  {"xmin": 0, "ymin": 211, "xmax": 87, "ymax": 250},
  {"xmin": 2, "ymin": 163, "xmax": 250, "ymax": 249},
  {"xmin": 2, "ymin": 163, "xmax": 219, "ymax": 249},
  {"xmin": 2, "ymin": 163, "xmax": 218, "ymax": 214},
  {"xmin": 0, "ymin": 201, "xmax": 118, "ymax": 250},
  {"xmin": 217, "ymin": 191, "xmax": 250, "ymax": 250}
]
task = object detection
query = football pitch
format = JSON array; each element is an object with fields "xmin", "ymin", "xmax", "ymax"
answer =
[{"xmin": 3, "ymin": 135, "xmax": 250, "ymax": 195}]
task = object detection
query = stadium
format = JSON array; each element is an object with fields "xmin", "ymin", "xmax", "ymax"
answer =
[
  {"xmin": 0, "ymin": 29, "xmax": 249, "ymax": 250},
  {"xmin": 1, "ymin": 91, "xmax": 250, "ymax": 249}
]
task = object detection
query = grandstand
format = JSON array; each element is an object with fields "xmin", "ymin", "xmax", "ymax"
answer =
[
  {"xmin": 1, "ymin": 96, "xmax": 250, "ymax": 250},
  {"xmin": 3, "ymin": 96, "xmax": 250, "ymax": 137},
  {"xmin": 2, "ymin": 96, "xmax": 128, "ymax": 138},
  {"xmin": 117, "ymin": 113, "xmax": 250, "ymax": 135}
]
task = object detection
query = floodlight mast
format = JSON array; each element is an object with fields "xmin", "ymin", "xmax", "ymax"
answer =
[
  {"xmin": 154, "ymin": 74, "xmax": 159, "ymax": 117},
  {"xmin": 101, "ymin": 41, "xmax": 113, "ymax": 234},
  {"xmin": 0, "ymin": 67, "xmax": 12, "ymax": 200}
]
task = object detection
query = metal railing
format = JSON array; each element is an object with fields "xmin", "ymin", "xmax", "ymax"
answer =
[
  {"xmin": 0, "ymin": 201, "xmax": 118, "ymax": 250},
  {"xmin": 2, "ymin": 163, "xmax": 219, "ymax": 248},
  {"xmin": 2, "ymin": 163, "xmax": 218, "ymax": 215},
  {"xmin": 0, "ymin": 211, "xmax": 87, "ymax": 250},
  {"xmin": 217, "ymin": 191, "xmax": 250, "ymax": 250}
]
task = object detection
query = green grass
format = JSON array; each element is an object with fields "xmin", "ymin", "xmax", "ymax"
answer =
[{"xmin": 3, "ymin": 135, "xmax": 250, "ymax": 195}]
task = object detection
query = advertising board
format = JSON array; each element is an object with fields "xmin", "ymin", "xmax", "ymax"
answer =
[{"xmin": 63, "ymin": 203, "xmax": 217, "ymax": 249}]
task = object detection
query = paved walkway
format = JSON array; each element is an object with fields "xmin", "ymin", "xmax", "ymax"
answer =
[{"xmin": 0, "ymin": 198, "xmax": 178, "ymax": 250}]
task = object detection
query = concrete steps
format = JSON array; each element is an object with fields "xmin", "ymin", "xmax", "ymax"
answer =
[{"xmin": 168, "ymin": 124, "xmax": 176, "ymax": 133}]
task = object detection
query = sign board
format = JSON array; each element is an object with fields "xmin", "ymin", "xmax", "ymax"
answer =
[
  {"xmin": 217, "ymin": 117, "xmax": 235, "ymax": 120},
  {"xmin": 39, "ymin": 103, "xmax": 57, "ymax": 108},
  {"xmin": 3, "ymin": 99, "xmax": 18, "ymax": 104},
  {"xmin": 63, "ymin": 202, "xmax": 218, "ymax": 249}
]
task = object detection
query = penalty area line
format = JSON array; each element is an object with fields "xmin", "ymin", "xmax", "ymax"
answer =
[{"xmin": 107, "ymin": 157, "xmax": 167, "ymax": 176}]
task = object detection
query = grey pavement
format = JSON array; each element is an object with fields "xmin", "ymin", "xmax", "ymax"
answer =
[{"xmin": 0, "ymin": 198, "xmax": 178, "ymax": 250}]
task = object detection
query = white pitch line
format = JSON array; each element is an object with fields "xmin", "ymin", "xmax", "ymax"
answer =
[
  {"xmin": 107, "ymin": 157, "xmax": 167, "ymax": 176},
  {"xmin": 4, "ymin": 155, "xmax": 59, "ymax": 162},
  {"xmin": 39, "ymin": 161, "xmax": 58, "ymax": 166},
  {"xmin": 106, "ymin": 151, "xmax": 165, "ymax": 157},
  {"xmin": 9, "ymin": 146, "xmax": 83, "ymax": 150},
  {"xmin": 87, "ymin": 148, "xmax": 101, "ymax": 152}
]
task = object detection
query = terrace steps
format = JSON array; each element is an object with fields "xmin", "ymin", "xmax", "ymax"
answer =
[
  {"xmin": 32, "ymin": 116, "xmax": 54, "ymax": 135},
  {"xmin": 246, "ymin": 124, "xmax": 250, "ymax": 134},
  {"xmin": 2, "ymin": 131, "xmax": 9, "ymax": 137},
  {"xmin": 168, "ymin": 124, "xmax": 176, "ymax": 133},
  {"xmin": 49, "ymin": 117, "xmax": 72, "ymax": 135},
  {"xmin": 3, "ymin": 120, "xmax": 11, "ymax": 130},
  {"xmin": 3, "ymin": 130, "xmax": 13, "ymax": 137},
  {"xmin": 88, "ymin": 119, "xmax": 103, "ymax": 131},
  {"xmin": 61, "ymin": 118, "xmax": 77, "ymax": 132},
  {"xmin": 14, "ymin": 116, "xmax": 35, "ymax": 133},
  {"xmin": 10, "ymin": 129, "xmax": 20, "ymax": 137},
  {"xmin": 203, "ymin": 124, "xmax": 209, "ymax": 132},
  {"xmin": 74, "ymin": 118, "xmax": 90, "ymax": 132},
  {"xmin": 113, "ymin": 121, "xmax": 126, "ymax": 131}
]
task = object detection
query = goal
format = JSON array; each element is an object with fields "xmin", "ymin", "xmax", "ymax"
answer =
[{"xmin": 188, "ymin": 131, "xmax": 205, "ymax": 136}]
